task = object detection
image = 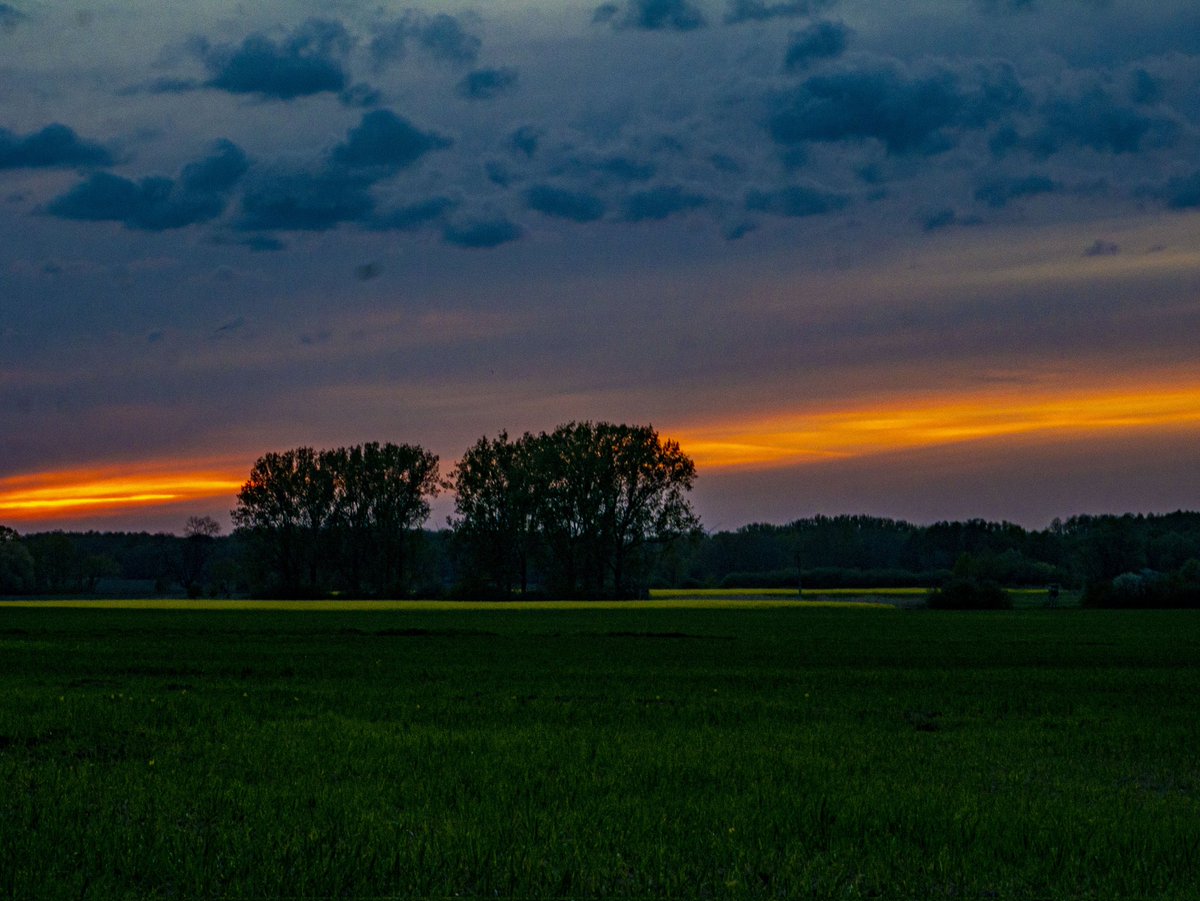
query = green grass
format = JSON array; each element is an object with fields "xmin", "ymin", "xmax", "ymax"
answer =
[{"xmin": 1, "ymin": 605, "xmax": 1197, "ymax": 898}]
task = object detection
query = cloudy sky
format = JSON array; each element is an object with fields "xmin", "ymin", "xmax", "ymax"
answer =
[{"xmin": 3, "ymin": 0, "xmax": 1200, "ymax": 533}]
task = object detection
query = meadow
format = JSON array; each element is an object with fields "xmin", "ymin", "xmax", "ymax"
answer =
[{"xmin": 1, "ymin": 601, "xmax": 1197, "ymax": 898}]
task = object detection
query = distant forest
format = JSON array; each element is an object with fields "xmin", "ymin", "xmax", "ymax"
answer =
[{"xmin": 5, "ymin": 511, "xmax": 1200, "ymax": 602}]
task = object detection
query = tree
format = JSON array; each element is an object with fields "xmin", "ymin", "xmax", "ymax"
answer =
[
  {"xmin": 181, "ymin": 515, "xmax": 222, "ymax": 595},
  {"xmin": 232, "ymin": 448, "xmax": 326, "ymax": 596},
  {"xmin": 450, "ymin": 431, "xmax": 540, "ymax": 597},
  {"xmin": 330, "ymin": 442, "xmax": 441, "ymax": 596},
  {"xmin": 451, "ymin": 422, "xmax": 699, "ymax": 599},
  {"xmin": 0, "ymin": 526, "xmax": 35, "ymax": 595},
  {"xmin": 232, "ymin": 443, "xmax": 439, "ymax": 597}
]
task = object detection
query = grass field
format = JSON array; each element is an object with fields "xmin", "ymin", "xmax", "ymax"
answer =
[{"xmin": 1, "ymin": 604, "xmax": 1196, "ymax": 898}]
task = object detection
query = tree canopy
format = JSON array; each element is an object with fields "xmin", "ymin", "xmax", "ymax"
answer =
[
  {"xmin": 451, "ymin": 422, "xmax": 699, "ymax": 599},
  {"xmin": 232, "ymin": 442, "xmax": 439, "ymax": 597}
]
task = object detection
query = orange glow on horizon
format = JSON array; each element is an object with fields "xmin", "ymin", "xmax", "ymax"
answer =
[
  {"xmin": 4, "ymin": 380, "xmax": 1200, "ymax": 525},
  {"xmin": 673, "ymin": 382, "xmax": 1200, "ymax": 470},
  {"xmin": 0, "ymin": 462, "xmax": 245, "ymax": 524}
]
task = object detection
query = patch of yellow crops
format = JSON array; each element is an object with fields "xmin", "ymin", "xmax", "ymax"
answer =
[
  {"xmin": 653, "ymin": 587, "xmax": 930, "ymax": 598},
  {"xmin": 0, "ymin": 598, "xmax": 895, "ymax": 611}
]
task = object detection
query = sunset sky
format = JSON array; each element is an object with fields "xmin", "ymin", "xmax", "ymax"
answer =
[{"xmin": 3, "ymin": 0, "xmax": 1200, "ymax": 533}]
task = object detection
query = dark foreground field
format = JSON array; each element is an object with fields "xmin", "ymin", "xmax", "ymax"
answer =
[{"xmin": 1, "ymin": 604, "xmax": 1198, "ymax": 899}]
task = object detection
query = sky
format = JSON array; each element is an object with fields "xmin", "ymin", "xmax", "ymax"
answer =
[{"xmin": 2, "ymin": 0, "xmax": 1200, "ymax": 534}]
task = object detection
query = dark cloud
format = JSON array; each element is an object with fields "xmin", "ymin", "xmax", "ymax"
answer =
[
  {"xmin": 1163, "ymin": 172, "xmax": 1200, "ymax": 209},
  {"xmin": 239, "ymin": 171, "xmax": 374, "ymax": 231},
  {"xmin": 745, "ymin": 183, "xmax": 845, "ymax": 217},
  {"xmin": 198, "ymin": 19, "xmax": 351, "ymax": 100},
  {"xmin": 1129, "ymin": 68, "xmax": 1163, "ymax": 106},
  {"xmin": 373, "ymin": 197, "xmax": 456, "ymax": 231},
  {"xmin": 355, "ymin": 261, "xmax": 383, "ymax": 281},
  {"xmin": 180, "ymin": 140, "xmax": 249, "ymax": 194},
  {"xmin": 598, "ymin": 0, "xmax": 707, "ymax": 31},
  {"xmin": 710, "ymin": 153, "xmax": 743, "ymax": 173},
  {"xmin": 1010, "ymin": 87, "xmax": 1180, "ymax": 156},
  {"xmin": 330, "ymin": 110, "xmax": 450, "ymax": 174},
  {"xmin": 725, "ymin": 0, "xmax": 835, "ymax": 23},
  {"xmin": 456, "ymin": 68, "xmax": 519, "ymax": 101},
  {"xmin": 237, "ymin": 235, "xmax": 286, "ymax": 252},
  {"xmin": 510, "ymin": 126, "xmax": 540, "ymax": 158},
  {"xmin": 1084, "ymin": 239, "xmax": 1120, "ymax": 257},
  {"xmin": 973, "ymin": 173, "xmax": 1058, "ymax": 208},
  {"xmin": 48, "ymin": 174, "xmax": 221, "ymax": 230},
  {"xmin": 526, "ymin": 185, "xmax": 607, "ymax": 222},
  {"xmin": 919, "ymin": 208, "xmax": 982, "ymax": 231},
  {"xmin": 46, "ymin": 142, "xmax": 247, "ymax": 231},
  {"xmin": 443, "ymin": 217, "xmax": 522, "ymax": 248},
  {"xmin": 0, "ymin": 3, "xmax": 24, "ymax": 33},
  {"xmin": 597, "ymin": 156, "xmax": 656, "ymax": 181},
  {"xmin": 0, "ymin": 124, "xmax": 113, "ymax": 169},
  {"xmin": 340, "ymin": 83, "xmax": 383, "ymax": 108},
  {"xmin": 783, "ymin": 20, "xmax": 850, "ymax": 71},
  {"xmin": 414, "ymin": 12, "xmax": 482, "ymax": 63},
  {"xmin": 370, "ymin": 11, "xmax": 481, "ymax": 68},
  {"xmin": 920, "ymin": 208, "xmax": 959, "ymax": 232},
  {"xmin": 767, "ymin": 62, "xmax": 1024, "ymax": 155},
  {"xmin": 622, "ymin": 185, "xmax": 708, "ymax": 221},
  {"xmin": 485, "ymin": 161, "xmax": 512, "ymax": 186}
]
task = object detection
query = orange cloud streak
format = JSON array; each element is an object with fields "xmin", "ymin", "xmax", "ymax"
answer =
[
  {"xmin": 0, "ymin": 462, "xmax": 245, "ymax": 522},
  {"xmin": 673, "ymin": 382, "xmax": 1200, "ymax": 470}
]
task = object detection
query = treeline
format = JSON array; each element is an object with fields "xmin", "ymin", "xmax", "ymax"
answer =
[
  {"xmin": 0, "ymin": 521, "xmax": 237, "ymax": 597},
  {"xmin": 3, "ymin": 428, "xmax": 1200, "ymax": 605},
  {"xmin": 231, "ymin": 423, "xmax": 697, "ymax": 599},
  {"xmin": 668, "ymin": 513, "xmax": 1200, "ymax": 606}
]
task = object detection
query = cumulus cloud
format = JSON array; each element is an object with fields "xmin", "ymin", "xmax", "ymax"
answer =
[
  {"xmin": 1, "ymin": 3, "xmax": 26, "ymax": 32},
  {"xmin": 456, "ymin": 68, "xmax": 519, "ymax": 100},
  {"xmin": 0, "ymin": 124, "xmax": 113, "ymax": 169},
  {"xmin": 525, "ymin": 184, "xmax": 607, "ymax": 222},
  {"xmin": 973, "ymin": 174, "xmax": 1058, "ymax": 208},
  {"xmin": 783, "ymin": 20, "xmax": 850, "ymax": 71},
  {"xmin": 369, "ymin": 11, "xmax": 481, "ymax": 68},
  {"xmin": 180, "ymin": 140, "xmax": 250, "ymax": 194},
  {"xmin": 238, "ymin": 170, "xmax": 373, "ymax": 231},
  {"xmin": 443, "ymin": 217, "xmax": 522, "ymax": 248},
  {"xmin": 373, "ymin": 197, "xmax": 457, "ymax": 231},
  {"xmin": 623, "ymin": 185, "xmax": 708, "ymax": 220},
  {"xmin": 330, "ymin": 110, "xmax": 451, "ymax": 174},
  {"xmin": 767, "ymin": 62, "xmax": 1024, "ymax": 155},
  {"xmin": 46, "ymin": 141, "xmax": 247, "ymax": 230},
  {"xmin": 509, "ymin": 126, "xmax": 541, "ymax": 158},
  {"xmin": 1129, "ymin": 68, "xmax": 1163, "ymax": 106},
  {"xmin": 1036, "ymin": 86, "xmax": 1178, "ymax": 154},
  {"xmin": 745, "ymin": 183, "xmax": 845, "ymax": 217},
  {"xmin": 725, "ymin": 0, "xmax": 836, "ymax": 24},
  {"xmin": 198, "ymin": 19, "xmax": 351, "ymax": 100},
  {"xmin": 596, "ymin": 0, "xmax": 707, "ymax": 31}
]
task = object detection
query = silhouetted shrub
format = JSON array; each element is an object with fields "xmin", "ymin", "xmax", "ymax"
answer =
[
  {"xmin": 1083, "ymin": 568, "xmax": 1200, "ymax": 608},
  {"xmin": 926, "ymin": 578, "xmax": 1012, "ymax": 610}
]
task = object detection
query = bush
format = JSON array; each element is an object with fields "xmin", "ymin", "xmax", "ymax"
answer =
[
  {"xmin": 1083, "ymin": 568, "xmax": 1200, "ymax": 608},
  {"xmin": 926, "ymin": 578, "xmax": 1012, "ymax": 610}
]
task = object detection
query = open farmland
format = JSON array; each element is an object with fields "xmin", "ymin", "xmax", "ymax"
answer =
[{"xmin": 1, "ymin": 603, "xmax": 1197, "ymax": 898}]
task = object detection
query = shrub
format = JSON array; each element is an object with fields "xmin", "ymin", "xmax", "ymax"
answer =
[
  {"xmin": 1083, "ymin": 568, "xmax": 1200, "ymax": 608},
  {"xmin": 926, "ymin": 578, "xmax": 1012, "ymax": 610}
]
